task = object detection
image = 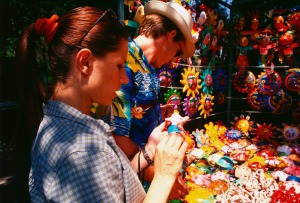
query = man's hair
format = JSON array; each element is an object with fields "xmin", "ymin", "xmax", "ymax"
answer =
[{"xmin": 138, "ymin": 14, "xmax": 185, "ymax": 42}]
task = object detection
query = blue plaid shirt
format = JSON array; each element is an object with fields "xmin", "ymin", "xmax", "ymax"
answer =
[{"xmin": 29, "ymin": 101, "xmax": 145, "ymax": 203}]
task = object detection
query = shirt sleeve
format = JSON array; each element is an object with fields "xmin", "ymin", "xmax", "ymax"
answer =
[{"xmin": 50, "ymin": 151, "xmax": 125, "ymax": 203}]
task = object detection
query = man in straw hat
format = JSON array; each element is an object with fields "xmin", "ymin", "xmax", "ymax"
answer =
[{"xmin": 95, "ymin": 0, "xmax": 195, "ymax": 199}]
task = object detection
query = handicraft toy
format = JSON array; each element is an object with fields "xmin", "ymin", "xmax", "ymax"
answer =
[
  {"xmin": 200, "ymin": 68, "xmax": 214, "ymax": 95},
  {"xmin": 183, "ymin": 96, "xmax": 199, "ymax": 117},
  {"xmin": 208, "ymin": 35, "xmax": 222, "ymax": 67},
  {"xmin": 225, "ymin": 129, "xmax": 243, "ymax": 140},
  {"xmin": 247, "ymin": 90, "xmax": 267, "ymax": 110},
  {"xmin": 284, "ymin": 68, "xmax": 300, "ymax": 94},
  {"xmin": 240, "ymin": 11, "xmax": 262, "ymax": 42},
  {"xmin": 165, "ymin": 109, "xmax": 184, "ymax": 135},
  {"xmin": 199, "ymin": 33, "xmax": 211, "ymax": 65},
  {"xmin": 265, "ymin": 88, "xmax": 292, "ymax": 114},
  {"xmin": 157, "ymin": 68, "xmax": 173, "ymax": 87},
  {"xmin": 198, "ymin": 93, "xmax": 214, "ymax": 119},
  {"xmin": 213, "ymin": 68, "xmax": 228, "ymax": 93},
  {"xmin": 180, "ymin": 66, "xmax": 201, "ymax": 98},
  {"xmin": 289, "ymin": 11, "xmax": 300, "ymax": 31},
  {"xmin": 235, "ymin": 36, "xmax": 254, "ymax": 71},
  {"xmin": 233, "ymin": 70, "xmax": 256, "ymax": 93},
  {"xmin": 253, "ymin": 34, "xmax": 277, "ymax": 68},
  {"xmin": 191, "ymin": 129, "xmax": 210, "ymax": 147},
  {"xmin": 277, "ymin": 31, "xmax": 299, "ymax": 65},
  {"xmin": 163, "ymin": 89, "xmax": 181, "ymax": 110},
  {"xmin": 251, "ymin": 123, "xmax": 276, "ymax": 142},
  {"xmin": 212, "ymin": 19, "xmax": 229, "ymax": 39},
  {"xmin": 256, "ymin": 68, "xmax": 282, "ymax": 96},
  {"xmin": 213, "ymin": 68, "xmax": 228, "ymax": 105},
  {"xmin": 277, "ymin": 122, "xmax": 300, "ymax": 143},
  {"xmin": 273, "ymin": 15, "xmax": 289, "ymax": 33},
  {"xmin": 230, "ymin": 114, "xmax": 254, "ymax": 137}
]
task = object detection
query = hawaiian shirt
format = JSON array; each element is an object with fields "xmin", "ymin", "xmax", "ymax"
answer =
[{"xmin": 110, "ymin": 38, "xmax": 162, "ymax": 147}]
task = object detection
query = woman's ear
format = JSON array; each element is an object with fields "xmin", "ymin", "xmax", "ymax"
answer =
[{"xmin": 76, "ymin": 48, "xmax": 93, "ymax": 75}]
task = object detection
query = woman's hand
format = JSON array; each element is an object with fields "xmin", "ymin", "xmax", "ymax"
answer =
[
  {"xmin": 146, "ymin": 122, "xmax": 169, "ymax": 159},
  {"xmin": 153, "ymin": 132, "xmax": 188, "ymax": 180},
  {"xmin": 146, "ymin": 113, "xmax": 189, "ymax": 160}
]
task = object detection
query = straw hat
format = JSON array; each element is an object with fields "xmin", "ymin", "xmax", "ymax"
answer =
[{"xmin": 144, "ymin": 0, "xmax": 195, "ymax": 58}]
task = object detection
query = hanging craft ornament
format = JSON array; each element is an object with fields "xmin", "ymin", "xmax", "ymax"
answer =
[
  {"xmin": 251, "ymin": 122, "xmax": 276, "ymax": 142},
  {"xmin": 216, "ymin": 93, "xmax": 225, "ymax": 105},
  {"xmin": 277, "ymin": 122, "xmax": 300, "ymax": 143},
  {"xmin": 277, "ymin": 30, "xmax": 299, "ymax": 65},
  {"xmin": 247, "ymin": 90, "xmax": 267, "ymax": 110},
  {"xmin": 265, "ymin": 88, "xmax": 293, "ymax": 114},
  {"xmin": 225, "ymin": 129, "xmax": 243, "ymax": 140},
  {"xmin": 157, "ymin": 68, "xmax": 172, "ymax": 87},
  {"xmin": 284, "ymin": 68, "xmax": 300, "ymax": 94},
  {"xmin": 233, "ymin": 70, "xmax": 256, "ymax": 93},
  {"xmin": 289, "ymin": 11, "xmax": 300, "ymax": 31},
  {"xmin": 213, "ymin": 68, "xmax": 228, "ymax": 93},
  {"xmin": 198, "ymin": 93, "xmax": 214, "ymax": 119},
  {"xmin": 191, "ymin": 129, "xmax": 210, "ymax": 147},
  {"xmin": 200, "ymin": 68, "xmax": 214, "ymax": 95},
  {"xmin": 230, "ymin": 114, "xmax": 254, "ymax": 137},
  {"xmin": 257, "ymin": 68, "xmax": 282, "ymax": 96},
  {"xmin": 163, "ymin": 89, "xmax": 181, "ymax": 110},
  {"xmin": 235, "ymin": 36, "xmax": 254, "ymax": 71},
  {"xmin": 180, "ymin": 66, "xmax": 201, "ymax": 97},
  {"xmin": 183, "ymin": 95, "xmax": 199, "ymax": 117},
  {"xmin": 253, "ymin": 33, "xmax": 277, "ymax": 68}
]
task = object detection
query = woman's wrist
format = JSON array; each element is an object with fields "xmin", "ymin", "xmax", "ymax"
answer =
[
  {"xmin": 145, "ymin": 144, "xmax": 155, "ymax": 160},
  {"xmin": 141, "ymin": 144, "xmax": 154, "ymax": 166}
]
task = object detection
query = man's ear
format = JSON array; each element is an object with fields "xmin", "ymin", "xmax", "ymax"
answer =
[
  {"xmin": 167, "ymin": 30, "xmax": 177, "ymax": 42},
  {"xmin": 76, "ymin": 48, "xmax": 93, "ymax": 75}
]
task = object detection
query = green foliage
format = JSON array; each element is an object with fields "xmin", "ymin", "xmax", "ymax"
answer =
[
  {"xmin": 0, "ymin": 0, "xmax": 111, "ymax": 58},
  {"xmin": 1, "ymin": 0, "xmax": 70, "ymax": 57}
]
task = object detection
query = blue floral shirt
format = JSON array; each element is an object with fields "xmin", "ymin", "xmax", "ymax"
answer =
[{"xmin": 110, "ymin": 38, "xmax": 162, "ymax": 147}]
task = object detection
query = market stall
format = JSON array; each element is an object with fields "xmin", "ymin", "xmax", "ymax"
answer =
[{"xmin": 132, "ymin": 0, "xmax": 300, "ymax": 202}]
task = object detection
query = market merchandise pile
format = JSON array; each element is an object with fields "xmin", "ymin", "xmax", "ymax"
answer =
[{"xmin": 173, "ymin": 116, "xmax": 300, "ymax": 203}]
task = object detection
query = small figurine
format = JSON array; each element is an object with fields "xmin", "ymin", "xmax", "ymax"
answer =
[
  {"xmin": 213, "ymin": 19, "xmax": 229, "ymax": 39},
  {"xmin": 200, "ymin": 33, "xmax": 211, "ymax": 65},
  {"xmin": 253, "ymin": 33, "xmax": 277, "ymax": 68},
  {"xmin": 236, "ymin": 36, "xmax": 254, "ymax": 72},
  {"xmin": 240, "ymin": 12, "xmax": 261, "ymax": 42},
  {"xmin": 165, "ymin": 110, "xmax": 187, "ymax": 135},
  {"xmin": 289, "ymin": 11, "xmax": 300, "ymax": 32},
  {"xmin": 209, "ymin": 35, "xmax": 222, "ymax": 67},
  {"xmin": 273, "ymin": 15, "xmax": 289, "ymax": 33},
  {"xmin": 277, "ymin": 30, "xmax": 299, "ymax": 65}
]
